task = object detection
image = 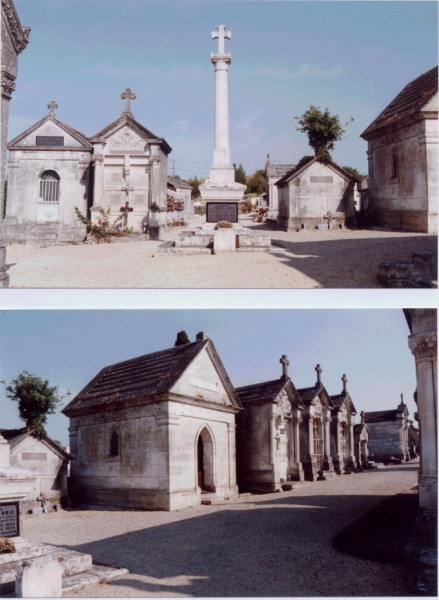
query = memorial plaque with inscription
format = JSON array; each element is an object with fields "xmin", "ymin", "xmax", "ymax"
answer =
[
  {"xmin": 36, "ymin": 136, "xmax": 64, "ymax": 147},
  {"xmin": 0, "ymin": 502, "xmax": 20, "ymax": 537},
  {"xmin": 206, "ymin": 202, "xmax": 238, "ymax": 223}
]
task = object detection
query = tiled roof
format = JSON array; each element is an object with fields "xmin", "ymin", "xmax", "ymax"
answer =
[
  {"xmin": 63, "ymin": 337, "xmax": 241, "ymax": 416},
  {"xmin": 167, "ymin": 176, "xmax": 192, "ymax": 190},
  {"xmin": 297, "ymin": 384, "xmax": 335, "ymax": 408},
  {"xmin": 363, "ymin": 410, "xmax": 398, "ymax": 423},
  {"xmin": 236, "ymin": 378, "xmax": 287, "ymax": 404},
  {"xmin": 361, "ymin": 66, "xmax": 438, "ymax": 139},
  {"xmin": 265, "ymin": 163, "xmax": 295, "ymax": 178}
]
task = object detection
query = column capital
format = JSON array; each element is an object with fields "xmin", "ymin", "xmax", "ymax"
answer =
[{"xmin": 408, "ymin": 332, "xmax": 437, "ymax": 360}]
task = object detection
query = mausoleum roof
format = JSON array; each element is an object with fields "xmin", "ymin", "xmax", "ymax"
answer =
[
  {"xmin": 275, "ymin": 156, "xmax": 355, "ymax": 188},
  {"xmin": 331, "ymin": 392, "xmax": 357, "ymax": 414},
  {"xmin": 362, "ymin": 405, "xmax": 408, "ymax": 423},
  {"xmin": 63, "ymin": 336, "xmax": 241, "ymax": 416},
  {"xmin": 361, "ymin": 66, "xmax": 438, "ymax": 139},
  {"xmin": 236, "ymin": 378, "xmax": 303, "ymax": 407},
  {"xmin": 8, "ymin": 113, "xmax": 93, "ymax": 149},
  {"xmin": 167, "ymin": 176, "xmax": 192, "ymax": 190},
  {"xmin": 91, "ymin": 112, "xmax": 172, "ymax": 155},
  {"xmin": 297, "ymin": 384, "xmax": 334, "ymax": 408},
  {"xmin": 0, "ymin": 428, "xmax": 69, "ymax": 458}
]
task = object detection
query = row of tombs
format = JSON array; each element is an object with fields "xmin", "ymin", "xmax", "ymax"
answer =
[{"xmin": 1, "ymin": 332, "xmax": 418, "ymax": 514}]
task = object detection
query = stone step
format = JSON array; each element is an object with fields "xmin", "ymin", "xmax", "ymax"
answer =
[{"xmin": 0, "ymin": 538, "xmax": 123, "ymax": 596}]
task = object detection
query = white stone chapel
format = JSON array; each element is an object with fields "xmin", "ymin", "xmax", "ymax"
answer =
[{"xmin": 5, "ymin": 89, "xmax": 171, "ymax": 243}]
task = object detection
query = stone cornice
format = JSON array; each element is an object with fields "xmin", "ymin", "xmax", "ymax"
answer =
[{"xmin": 2, "ymin": 0, "xmax": 30, "ymax": 54}]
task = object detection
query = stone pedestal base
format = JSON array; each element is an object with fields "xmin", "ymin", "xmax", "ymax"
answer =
[{"xmin": 213, "ymin": 228, "xmax": 236, "ymax": 254}]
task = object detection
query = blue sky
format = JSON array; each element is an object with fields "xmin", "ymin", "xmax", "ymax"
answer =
[
  {"xmin": 9, "ymin": 0, "xmax": 437, "ymax": 178},
  {"xmin": 0, "ymin": 309, "xmax": 417, "ymax": 445}
]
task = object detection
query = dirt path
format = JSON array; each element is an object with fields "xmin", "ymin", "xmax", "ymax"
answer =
[
  {"xmin": 22, "ymin": 464, "xmax": 419, "ymax": 597},
  {"xmin": 6, "ymin": 216, "xmax": 436, "ymax": 288}
]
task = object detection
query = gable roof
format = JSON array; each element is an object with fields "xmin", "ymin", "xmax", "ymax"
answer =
[
  {"xmin": 0, "ymin": 428, "xmax": 69, "ymax": 460},
  {"xmin": 361, "ymin": 66, "xmax": 438, "ymax": 140},
  {"xmin": 275, "ymin": 156, "xmax": 355, "ymax": 188},
  {"xmin": 363, "ymin": 402, "xmax": 409, "ymax": 423},
  {"xmin": 91, "ymin": 112, "xmax": 172, "ymax": 155},
  {"xmin": 63, "ymin": 335, "xmax": 241, "ymax": 417},
  {"xmin": 167, "ymin": 176, "xmax": 192, "ymax": 191},
  {"xmin": 297, "ymin": 383, "xmax": 335, "ymax": 409},
  {"xmin": 331, "ymin": 392, "xmax": 357, "ymax": 414},
  {"xmin": 8, "ymin": 113, "xmax": 92, "ymax": 149},
  {"xmin": 236, "ymin": 377, "xmax": 304, "ymax": 408}
]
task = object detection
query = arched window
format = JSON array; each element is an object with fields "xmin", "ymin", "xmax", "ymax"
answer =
[
  {"xmin": 39, "ymin": 170, "xmax": 60, "ymax": 203},
  {"xmin": 109, "ymin": 430, "xmax": 119, "ymax": 457}
]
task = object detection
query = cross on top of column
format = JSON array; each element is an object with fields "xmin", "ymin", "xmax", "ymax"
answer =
[
  {"xmin": 280, "ymin": 355, "xmax": 289, "ymax": 379},
  {"xmin": 341, "ymin": 373, "xmax": 348, "ymax": 395},
  {"xmin": 47, "ymin": 100, "xmax": 58, "ymax": 115},
  {"xmin": 315, "ymin": 363, "xmax": 323, "ymax": 386},
  {"xmin": 121, "ymin": 88, "xmax": 136, "ymax": 114},
  {"xmin": 211, "ymin": 24, "xmax": 231, "ymax": 54}
]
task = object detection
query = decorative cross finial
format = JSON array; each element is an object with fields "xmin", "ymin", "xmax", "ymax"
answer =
[
  {"xmin": 315, "ymin": 363, "xmax": 322, "ymax": 387},
  {"xmin": 280, "ymin": 355, "xmax": 289, "ymax": 379},
  {"xmin": 121, "ymin": 88, "xmax": 136, "ymax": 114},
  {"xmin": 211, "ymin": 24, "xmax": 231, "ymax": 54},
  {"xmin": 47, "ymin": 100, "xmax": 58, "ymax": 115},
  {"xmin": 341, "ymin": 373, "xmax": 348, "ymax": 395},
  {"xmin": 400, "ymin": 393, "xmax": 404, "ymax": 405}
]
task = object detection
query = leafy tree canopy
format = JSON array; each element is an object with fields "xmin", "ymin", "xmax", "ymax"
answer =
[
  {"xmin": 186, "ymin": 176, "xmax": 204, "ymax": 200},
  {"xmin": 342, "ymin": 166, "xmax": 364, "ymax": 185},
  {"xmin": 295, "ymin": 106, "xmax": 352, "ymax": 163},
  {"xmin": 233, "ymin": 163, "xmax": 247, "ymax": 187},
  {"xmin": 294, "ymin": 155, "xmax": 315, "ymax": 172},
  {"xmin": 6, "ymin": 371, "xmax": 61, "ymax": 438},
  {"xmin": 246, "ymin": 169, "xmax": 267, "ymax": 195}
]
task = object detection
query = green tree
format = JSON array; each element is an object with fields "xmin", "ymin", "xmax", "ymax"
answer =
[
  {"xmin": 246, "ymin": 169, "xmax": 267, "ymax": 195},
  {"xmin": 186, "ymin": 176, "xmax": 203, "ymax": 200},
  {"xmin": 294, "ymin": 155, "xmax": 314, "ymax": 172},
  {"xmin": 233, "ymin": 163, "xmax": 247, "ymax": 187},
  {"xmin": 342, "ymin": 166, "xmax": 363, "ymax": 185},
  {"xmin": 295, "ymin": 106, "xmax": 351, "ymax": 163},
  {"xmin": 6, "ymin": 371, "xmax": 61, "ymax": 438}
]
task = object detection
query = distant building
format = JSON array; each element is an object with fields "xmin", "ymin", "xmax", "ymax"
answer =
[
  {"xmin": 0, "ymin": 428, "xmax": 69, "ymax": 509},
  {"xmin": 167, "ymin": 176, "xmax": 193, "ymax": 222},
  {"xmin": 5, "ymin": 91, "xmax": 171, "ymax": 244},
  {"xmin": 361, "ymin": 67, "xmax": 438, "ymax": 233},
  {"xmin": 362, "ymin": 396, "xmax": 410, "ymax": 463},
  {"xmin": 275, "ymin": 157, "xmax": 357, "ymax": 231},
  {"xmin": 264, "ymin": 156, "xmax": 295, "ymax": 212}
]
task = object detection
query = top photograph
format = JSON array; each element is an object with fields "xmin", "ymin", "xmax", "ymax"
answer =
[{"xmin": 1, "ymin": 0, "xmax": 437, "ymax": 289}]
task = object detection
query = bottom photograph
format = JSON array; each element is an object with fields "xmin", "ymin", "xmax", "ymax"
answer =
[{"xmin": 0, "ymin": 309, "xmax": 436, "ymax": 598}]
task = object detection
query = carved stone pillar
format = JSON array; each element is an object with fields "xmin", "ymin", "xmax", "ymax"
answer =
[{"xmin": 408, "ymin": 323, "xmax": 437, "ymax": 510}]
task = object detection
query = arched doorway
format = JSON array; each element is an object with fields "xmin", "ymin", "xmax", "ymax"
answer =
[{"xmin": 196, "ymin": 428, "xmax": 215, "ymax": 492}]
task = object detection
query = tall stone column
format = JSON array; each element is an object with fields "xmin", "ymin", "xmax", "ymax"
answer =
[
  {"xmin": 406, "ymin": 310, "xmax": 437, "ymax": 510},
  {"xmin": 199, "ymin": 24, "xmax": 246, "ymax": 223}
]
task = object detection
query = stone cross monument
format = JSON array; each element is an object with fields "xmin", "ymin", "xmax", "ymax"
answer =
[{"xmin": 200, "ymin": 25, "xmax": 246, "ymax": 224}]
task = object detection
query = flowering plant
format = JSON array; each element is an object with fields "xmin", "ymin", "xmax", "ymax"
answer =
[
  {"xmin": 214, "ymin": 221, "xmax": 233, "ymax": 229},
  {"xmin": 0, "ymin": 538, "xmax": 16, "ymax": 554}
]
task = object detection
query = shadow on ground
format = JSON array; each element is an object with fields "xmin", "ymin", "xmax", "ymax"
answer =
[{"xmin": 60, "ymin": 490, "xmax": 420, "ymax": 597}]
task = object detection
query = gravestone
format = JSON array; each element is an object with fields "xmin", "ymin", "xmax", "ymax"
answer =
[
  {"xmin": 15, "ymin": 557, "xmax": 62, "ymax": 598},
  {"xmin": 0, "ymin": 502, "xmax": 20, "ymax": 537}
]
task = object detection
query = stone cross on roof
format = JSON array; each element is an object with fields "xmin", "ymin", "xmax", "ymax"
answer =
[
  {"xmin": 121, "ymin": 88, "xmax": 136, "ymax": 114},
  {"xmin": 341, "ymin": 373, "xmax": 348, "ymax": 395},
  {"xmin": 211, "ymin": 24, "xmax": 231, "ymax": 54},
  {"xmin": 315, "ymin": 363, "xmax": 323, "ymax": 387},
  {"xmin": 47, "ymin": 100, "xmax": 58, "ymax": 115},
  {"xmin": 280, "ymin": 355, "xmax": 289, "ymax": 379}
]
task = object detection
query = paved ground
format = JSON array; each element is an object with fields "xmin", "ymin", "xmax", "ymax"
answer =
[
  {"xmin": 22, "ymin": 463, "xmax": 421, "ymax": 597},
  {"xmin": 6, "ymin": 216, "xmax": 436, "ymax": 288}
]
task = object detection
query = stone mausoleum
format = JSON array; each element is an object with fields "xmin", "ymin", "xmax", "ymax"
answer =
[
  {"xmin": 63, "ymin": 333, "xmax": 241, "ymax": 511},
  {"xmin": 5, "ymin": 90, "xmax": 171, "ymax": 243},
  {"xmin": 362, "ymin": 396, "xmax": 410, "ymax": 463},
  {"xmin": 361, "ymin": 66, "xmax": 438, "ymax": 234}
]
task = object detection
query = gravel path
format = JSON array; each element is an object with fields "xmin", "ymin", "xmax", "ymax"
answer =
[
  {"xmin": 6, "ymin": 217, "xmax": 436, "ymax": 288},
  {"xmin": 22, "ymin": 464, "xmax": 419, "ymax": 597}
]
